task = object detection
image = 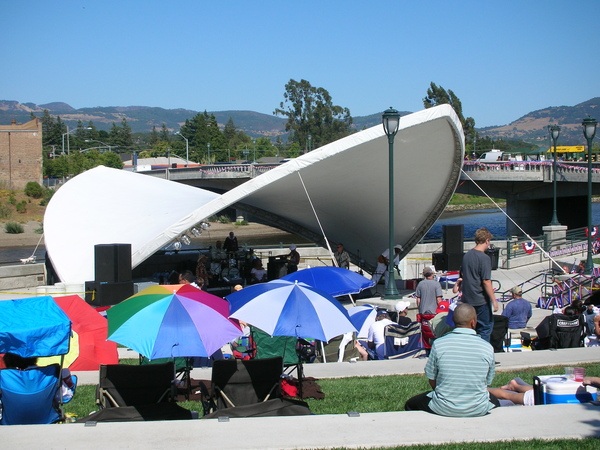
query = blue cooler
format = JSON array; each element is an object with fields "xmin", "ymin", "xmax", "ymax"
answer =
[{"xmin": 533, "ymin": 375, "xmax": 598, "ymax": 405}]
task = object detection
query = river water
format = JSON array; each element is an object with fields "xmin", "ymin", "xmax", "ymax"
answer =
[
  {"xmin": 3, "ymin": 204, "xmax": 600, "ymax": 264},
  {"xmin": 424, "ymin": 203, "xmax": 600, "ymax": 241}
]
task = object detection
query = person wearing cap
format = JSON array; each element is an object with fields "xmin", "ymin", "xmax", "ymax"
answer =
[
  {"xmin": 372, "ymin": 245, "xmax": 402, "ymax": 288},
  {"xmin": 287, "ymin": 244, "xmax": 300, "ymax": 274},
  {"xmin": 501, "ymin": 286, "xmax": 532, "ymax": 329},
  {"xmin": 334, "ymin": 243, "xmax": 350, "ymax": 270},
  {"xmin": 394, "ymin": 301, "xmax": 412, "ymax": 326},
  {"xmin": 415, "ymin": 266, "xmax": 443, "ymax": 315},
  {"xmin": 430, "ymin": 301, "xmax": 455, "ymax": 338},
  {"xmin": 365, "ymin": 309, "xmax": 394, "ymax": 359}
]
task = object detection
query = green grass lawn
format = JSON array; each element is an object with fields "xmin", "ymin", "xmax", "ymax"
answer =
[
  {"xmin": 66, "ymin": 363, "xmax": 599, "ymax": 418},
  {"xmin": 63, "ymin": 362, "xmax": 600, "ymax": 449}
]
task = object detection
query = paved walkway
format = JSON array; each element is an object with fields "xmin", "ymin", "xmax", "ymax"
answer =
[
  {"xmin": 4, "ymin": 260, "xmax": 600, "ymax": 448},
  {"xmin": 5, "ymin": 347, "xmax": 600, "ymax": 449}
]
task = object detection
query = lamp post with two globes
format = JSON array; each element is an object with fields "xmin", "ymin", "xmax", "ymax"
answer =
[
  {"xmin": 548, "ymin": 125, "xmax": 561, "ymax": 226},
  {"xmin": 583, "ymin": 117, "xmax": 597, "ymax": 274},
  {"xmin": 382, "ymin": 107, "xmax": 401, "ymax": 299}
]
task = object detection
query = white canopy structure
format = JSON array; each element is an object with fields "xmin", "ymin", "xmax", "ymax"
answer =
[{"xmin": 45, "ymin": 104, "xmax": 464, "ymax": 284}]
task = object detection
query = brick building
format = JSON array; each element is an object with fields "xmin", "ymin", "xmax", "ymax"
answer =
[{"xmin": 0, "ymin": 118, "xmax": 43, "ymax": 189}]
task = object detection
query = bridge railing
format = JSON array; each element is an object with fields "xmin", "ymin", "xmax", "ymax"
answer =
[{"xmin": 462, "ymin": 160, "xmax": 600, "ymax": 179}]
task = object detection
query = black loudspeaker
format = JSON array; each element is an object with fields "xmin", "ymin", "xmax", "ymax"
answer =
[
  {"xmin": 86, "ymin": 281, "xmax": 134, "ymax": 306},
  {"xmin": 432, "ymin": 253, "xmax": 448, "ymax": 271},
  {"xmin": 443, "ymin": 225, "xmax": 464, "ymax": 255},
  {"xmin": 267, "ymin": 256, "xmax": 288, "ymax": 280},
  {"xmin": 432, "ymin": 253, "xmax": 464, "ymax": 272},
  {"xmin": 95, "ymin": 244, "xmax": 132, "ymax": 283},
  {"xmin": 446, "ymin": 253, "xmax": 464, "ymax": 271}
]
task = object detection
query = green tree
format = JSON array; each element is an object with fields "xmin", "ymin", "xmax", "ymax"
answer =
[
  {"xmin": 180, "ymin": 111, "xmax": 227, "ymax": 162},
  {"xmin": 109, "ymin": 118, "xmax": 134, "ymax": 151},
  {"xmin": 423, "ymin": 82, "xmax": 476, "ymax": 153},
  {"xmin": 274, "ymin": 79, "xmax": 353, "ymax": 151},
  {"xmin": 100, "ymin": 151, "xmax": 124, "ymax": 169},
  {"xmin": 159, "ymin": 124, "xmax": 170, "ymax": 142},
  {"xmin": 149, "ymin": 126, "xmax": 160, "ymax": 146},
  {"xmin": 223, "ymin": 117, "xmax": 236, "ymax": 148}
]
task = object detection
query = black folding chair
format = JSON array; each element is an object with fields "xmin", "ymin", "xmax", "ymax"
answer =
[
  {"xmin": 209, "ymin": 357, "xmax": 283, "ymax": 411},
  {"xmin": 96, "ymin": 362, "xmax": 177, "ymax": 409}
]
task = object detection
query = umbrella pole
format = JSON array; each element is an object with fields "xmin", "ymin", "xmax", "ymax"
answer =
[
  {"xmin": 320, "ymin": 341, "xmax": 327, "ymax": 363},
  {"xmin": 348, "ymin": 293, "xmax": 356, "ymax": 306}
]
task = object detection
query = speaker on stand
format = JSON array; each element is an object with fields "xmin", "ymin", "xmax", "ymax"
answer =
[{"xmin": 87, "ymin": 243, "xmax": 134, "ymax": 306}]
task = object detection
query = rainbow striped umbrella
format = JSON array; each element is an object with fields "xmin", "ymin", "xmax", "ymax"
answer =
[{"xmin": 107, "ymin": 284, "xmax": 242, "ymax": 359}]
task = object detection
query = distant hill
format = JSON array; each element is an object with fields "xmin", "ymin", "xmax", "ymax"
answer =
[
  {"xmin": 1, "ymin": 98, "xmax": 598, "ymax": 145},
  {"xmin": 478, "ymin": 97, "xmax": 600, "ymax": 146}
]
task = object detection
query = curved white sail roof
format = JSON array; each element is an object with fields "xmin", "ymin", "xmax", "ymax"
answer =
[{"xmin": 45, "ymin": 104, "xmax": 464, "ymax": 284}]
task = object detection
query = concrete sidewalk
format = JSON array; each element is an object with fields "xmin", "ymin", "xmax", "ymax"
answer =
[
  {"xmin": 5, "ymin": 260, "xmax": 600, "ymax": 448},
  {"xmin": 2, "ymin": 403, "xmax": 600, "ymax": 450}
]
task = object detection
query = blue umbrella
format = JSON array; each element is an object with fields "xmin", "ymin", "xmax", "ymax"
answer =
[
  {"xmin": 226, "ymin": 279, "xmax": 356, "ymax": 342},
  {"xmin": 347, "ymin": 304, "xmax": 378, "ymax": 339},
  {"xmin": 281, "ymin": 266, "xmax": 375, "ymax": 297}
]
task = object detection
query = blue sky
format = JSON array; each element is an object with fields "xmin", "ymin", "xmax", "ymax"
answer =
[{"xmin": 4, "ymin": 1, "xmax": 599, "ymax": 127}]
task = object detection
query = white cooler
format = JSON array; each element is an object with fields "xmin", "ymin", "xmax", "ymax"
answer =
[{"xmin": 533, "ymin": 375, "xmax": 597, "ymax": 405}]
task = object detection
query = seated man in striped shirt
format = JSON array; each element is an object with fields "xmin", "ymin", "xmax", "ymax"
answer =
[{"xmin": 404, "ymin": 303, "xmax": 499, "ymax": 417}]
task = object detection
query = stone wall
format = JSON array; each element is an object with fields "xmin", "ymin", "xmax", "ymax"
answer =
[{"xmin": 0, "ymin": 118, "xmax": 43, "ymax": 189}]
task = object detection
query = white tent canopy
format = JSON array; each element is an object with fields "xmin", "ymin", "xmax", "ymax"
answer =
[{"xmin": 45, "ymin": 104, "xmax": 464, "ymax": 284}]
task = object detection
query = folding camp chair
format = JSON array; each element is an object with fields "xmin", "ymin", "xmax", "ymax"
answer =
[
  {"xmin": 96, "ymin": 362, "xmax": 177, "ymax": 409},
  {"xmin": 250, "ymin": 327, "xmax": 305, "ymax": 396},
  {"xmin": 315, "ymin": 333, "xmax": 361, "ymax": 363},
  {"xmin": 140, "ymin": 356, "xmax": 193, "ymax": 400},
  {"xmin": 491, "ymin": 315, "xmax": 509, "ymax": 353},
  {"xmin": 209, "ymin": 357, "xmax": 284, "ymax": 411},
  {"xmin": 416, "ymin": 313, "xmax": 436, "ymax": 350},
  {"xmin": 0, "ymin": 364, "xmax": 63, "ymax": 425},
  {"xmin": 548, "ymin": 313, "xmax": 586, "ymax": 349},
  {"xmin": 383, "ymin": 322, "xmax": 427, "ymax": 359}
]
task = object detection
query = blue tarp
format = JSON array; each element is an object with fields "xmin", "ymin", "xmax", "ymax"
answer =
[{"xmin": 0, "ymin": 296, "xmax": 71, "ymax": 357}]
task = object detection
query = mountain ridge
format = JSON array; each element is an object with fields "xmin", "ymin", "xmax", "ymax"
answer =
[{"xmin": 1, "ymin": 98, "xmax": 598, "ymax": 145}]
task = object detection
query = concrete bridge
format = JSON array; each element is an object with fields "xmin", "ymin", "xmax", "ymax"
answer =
[
  {"xmin": 137, "ymin": 160, "xmax": 600, "ymax": 237},
  {"xmin": 137, "ymin": 163, "xmax": 278, "ymax": 192},
  {"xmin": 458, "ymin": 160, "xmax": 600, "ymax": 235}
]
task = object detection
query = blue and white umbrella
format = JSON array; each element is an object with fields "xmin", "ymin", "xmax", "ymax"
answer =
[
  {"xmin": 281, "ymin": 266, "xmax": 374, "ymax": 297},
  {"xmin": 347, "ymin": 304, "xmax": 378, "ymax": 339},
  {"xmin": 226, "ymin": 279, "xmax": 356, "ymax": 342}
]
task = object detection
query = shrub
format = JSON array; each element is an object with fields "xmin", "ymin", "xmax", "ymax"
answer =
[
  {"xmin": 8, "ymin": 195, "xmax": 16, "ymax": 205},
  {"xmin": 24, "ymin": 181, "xmax": 44, "ymax": 199},
  {"xmin": 217, "ymin": 215, "xmax": 231, "ymax": 224},
  {"xmin": 15, "ymin": 201, "xmax": 27, "ymax": 213},
  {"xmin": 39, "ymin": 187, "xmax": 56, "ymax": 206},
  {"xmin": 5, "ymin": 222, "xmax": 24, "ymax": 234},
  {"xmin": 0, "ymin": 202, "xmax": 11, "ymax": 219},
  {"xmin": 35, "ymin": 222, "xmax": 44, "ymax": 234}
]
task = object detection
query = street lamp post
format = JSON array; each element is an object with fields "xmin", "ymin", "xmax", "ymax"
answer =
[
  {"xmin": 84, "ymin": 139, "xmax": 112, "ymax": 152},
  {"xmin": 583, "ymin": 117, "xmax": 597, "ymax": 274},
  {"xmin": 174, "ymin": 132, "xmax": 189, "ymax": 166},
  {"xmin": 62, "ymin": 126, "xmax": 92, "ymax": 155},
  {"xmin": 382, "ymin": 107, "xmax": 401, "ymax": 299},
  {"xmin": 548, "ymin": 125, "xmax": 561, "ymax": 225},
  {"xmin": 207, "ymin": 142, "xmax": 211, "ymax": 163}
]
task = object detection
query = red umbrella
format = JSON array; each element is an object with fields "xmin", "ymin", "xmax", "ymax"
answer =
[{"xmin": 47, "ymin": 295, "xmax": 118, "ymax": 371}]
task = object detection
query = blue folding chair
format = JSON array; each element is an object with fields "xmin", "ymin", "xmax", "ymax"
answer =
[
  {"xmin": 0, "ymin": 364, "xmax": 62, "ymax": 425},
  {"xmin": 383, "ymin": 322, "xmax": 427, "ymax": 359}
]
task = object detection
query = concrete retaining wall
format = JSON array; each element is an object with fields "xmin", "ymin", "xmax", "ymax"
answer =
[{"xmin": 0, "ymin": 263, "xmax": 45, "ymax": 290}]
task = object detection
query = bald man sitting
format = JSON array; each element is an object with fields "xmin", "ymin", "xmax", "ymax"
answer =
[{"xmin": 404, "ymin": 303, "xmax": 499, "ymax": 417}]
